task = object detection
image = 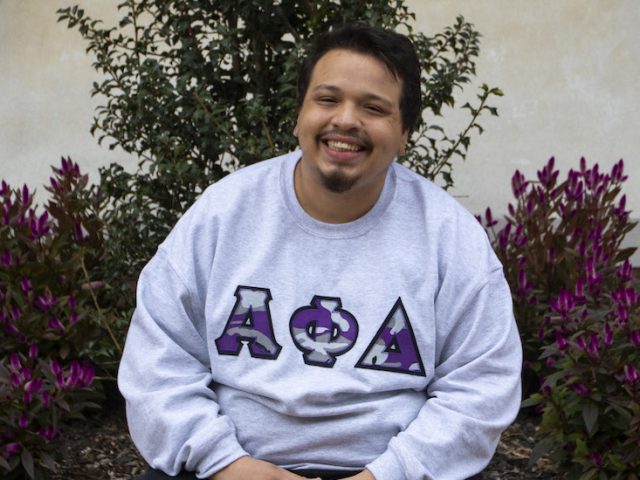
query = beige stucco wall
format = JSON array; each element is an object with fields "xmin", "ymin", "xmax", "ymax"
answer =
[
  {"xmin": 0, "ymin": 1, "xmax": 127, "ymax": 188},
  {"xmin": 409, "ymin": 0, "xmax": 639, "ymax": 261},
  {"xmin": 1, "ymin": 0, "xmax": 638, "ymax": 260}
]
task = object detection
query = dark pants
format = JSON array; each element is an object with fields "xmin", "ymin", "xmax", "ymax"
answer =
[
  {"xmin": 134, "ymin": 468, "xmax": 360, "ymax": 479},
  {"xmin": 134, "ymin": 468, "xmax": 483, "ymax": 479}
]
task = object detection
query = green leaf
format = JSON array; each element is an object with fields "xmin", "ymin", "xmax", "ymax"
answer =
[
  {"xmin": 21, "ymin": 448, "xmax": 35, "ymax": 479},
  {"xmin": 528, "ymin": 437, "xmax": 554, "ymax": 466},
  {"xmin": 582, "ymin": 403, "xmax": 599, "ymax": 435},
  {"xmin": 521, "ymin": 395, "xmax": 542, "ymax": 408}
]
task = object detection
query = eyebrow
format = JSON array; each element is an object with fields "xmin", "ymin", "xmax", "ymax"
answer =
[{"xmin": 312, "ymin": 84, "xmax": 394, "ymax": 109}]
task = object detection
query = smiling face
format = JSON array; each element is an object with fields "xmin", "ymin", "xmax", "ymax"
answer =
[{"xmin": 293, "ymin": 49, "xmax": 408, "ymax": 200}]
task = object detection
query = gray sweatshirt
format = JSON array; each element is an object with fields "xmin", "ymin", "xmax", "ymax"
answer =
[{"xmin": 118, "ymin": 150, "xmax": 522, "ymax": 480}]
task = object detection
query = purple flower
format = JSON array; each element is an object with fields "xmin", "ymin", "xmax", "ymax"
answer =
[
  {"xmin": 616, "ymin": 305, "xmax": 629, "ymax": 324},
  {"xmin": 29, "ymin": 211, "xmax": 50, "ymax": 238},
  {"xmin": 18, "ymin": 414, "xmax": 29, "ymax": 429},
  {"xmin": 74, "ymin": 222, "xmax": 86, "ymax": 241},
  {"xmin": 612, "ymin": 287, "xmax": 638, "ymax": 308},
  {"xmin": 585, "ymin": 257, "xmax": 603, "ymax": 285},
  {"xmin": 4, "ymin": 321, "xmax": 19, "ymax": 336},
  {"xmin": 24, "ymin": 378, "xmax": 43, "ymax": 394},
  {"xmin": 613, "ymin": 195, "xmax": 629, "ymax": 220},
  {"xmin": 630, "ymin": 330, "xmax": 640, "ymax": 347},
  {"xmin": 516, "ymin": 268, "xmax": 533, "ymax": 297},
  {"xmin": 587, "ymin": 333, "xmax": 600, "ymax": 357},
  {"xmin": 61, "ymin": 156, "xmax": 71, "ymax": 173},
  {"xmin": 616, "ymin": 259, "xmax": 633, "ymax": 282},
  {"xmin": 50, "ymin": 359, "xmax": 62, "ymax": 376},
  {"xmin": 514, "ymin": 224, "xmax": 527, "ymax": 248},
  {"xmin": 484, "ymin": 207, "xmax": 498, "ymax": 227},
  {"xmin": 28, "ymin": 342, "xmax": 38, "ymax": 359},
  {"xmin": 525, "ymin": 196, "xmax": 535, "ymax": 215},
  {"xmin": 21, "ymin": 184, "xmax": 30, "ymax": 205},
  {"xmin": 69, "ymin": 312, "xmax": 78, "ymax": 324},
  {"xmin": 68, "ymin": 360, "xmax": 81, "ymax": 384},
  {"xmin": 550, "ymin": 290, "xmax": 575, "ymax": 317},
  {"xmin": 9, "ymin": 352, "xmax": 21, "ymax": 370},
  {"xmin": 41, "ymin": 391, "xmax": 52, "ymax": 408},
  {"xmin": 497, "ymin": 223, "xmax": 512, "ymax": 250},
  {"xmin": 611, "ymin": 159, "xmax": 627, "ymax": 182},
  {"xmin": 38, "ymin": 425, "xmax": 56, "ymax": 440},
  {"xmin": 589, "ymin": 452, "xmax": 603, "ymax": 467},
  {"xmin": 565, "ymin": 170, "xmax": 584, "ymax": 201},
  {"xmin": 48, "ymin": 316, "xmax": 65, "ymax": 333},
  {"xmin": 537, "ymin": 157, "xmax": 558, "ymax": 188},
  {"xmin": 624, "ymin": 364, "xmax": 639, "ymax": 383},
  {"xmin": 81, "ymin": 364, "xmax": 95, "ymax": 386},
  {"xmin": 20, "ymin": 277, "xmax": 32, "ymax": 295},
  {"xmin": 555, "ymin": 331, "xmax": 568, "ymax": 351},
  {"xmin": 68, "ymin": 295, "xmax": 77, "ymax": 309},
  {"xmin": 584, "ymin": 163, "xmax": 601, "ymax": 190},
  {"xmin": 511, "ymin": 170, "xmax": 528, "ymax": 197},
  {"xmin": 545, "ymin": 356, "xmax": 556, "ymax": 368},
  {"xmin": 1, "ymin": 249, "xmax": 13, "ymax": 268},
  {"xmin": 35, "ymin": 291, "xmax": 57, "ymax": 311},
  {"xmin": 9, "ymin": 372, "xmax": 22, "ymax": 387},
  {"xmin": 0, "ymin": 179, "xmax": 8, "ymax": 196},
  {"xmin": 3, "ymin": 442, "xmax": 21, "ymax": 458},
  {"xmin": 571, "ymin": 382, "xmax": 589, "ymax": 396}
]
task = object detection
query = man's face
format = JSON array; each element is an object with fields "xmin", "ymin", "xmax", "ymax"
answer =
[{"xmin": 294, "ymin": 49, "xmax": 408, "ymax": 195}]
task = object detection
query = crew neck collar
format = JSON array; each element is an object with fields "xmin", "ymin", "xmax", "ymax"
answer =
[{"xmin": 280, "ymin": 150, "xmax": 397, "ymax": 239}]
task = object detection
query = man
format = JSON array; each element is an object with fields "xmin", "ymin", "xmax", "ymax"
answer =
[{"xmin": 118, "ymin": 23, "xmax": 522, "ymax": 480}]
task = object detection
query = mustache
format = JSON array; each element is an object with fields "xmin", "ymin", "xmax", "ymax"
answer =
[{"xmin": 316, "ymin": 129, "xmax": 372, "ymax": 150}]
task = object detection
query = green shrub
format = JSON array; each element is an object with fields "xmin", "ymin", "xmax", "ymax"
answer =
[
  {"xmin": 57, "ymin": 1, "xmax": 503, "ymax": 318},
  {"xmin": 0, "ymin": 157, "xmax": 121, "ymax": 479},
  {"xmin": 479, "ymin": 157, "xmax": 639, "ymax": 478}
]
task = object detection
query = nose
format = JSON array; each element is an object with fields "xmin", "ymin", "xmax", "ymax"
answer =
[{"xmin": 331, "ymin": 101, "xmax": 361, "ymax": 131}]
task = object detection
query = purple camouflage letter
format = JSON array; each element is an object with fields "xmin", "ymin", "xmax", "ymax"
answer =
[
  {"xmin": 215, "ymin": 286, "xmax": 282, "ymax": 359},
  {"xmin": 356, "ymin": 298, "xmax": 426, "ymax": 376},
  {"xmin": 289, "ymin": 296, "xmax": 358, "ymax": 367}
]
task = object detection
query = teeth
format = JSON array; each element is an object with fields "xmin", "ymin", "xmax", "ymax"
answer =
[{"xmin": 327, "ymin": 140, "xmax": 362, "ymax": 152}]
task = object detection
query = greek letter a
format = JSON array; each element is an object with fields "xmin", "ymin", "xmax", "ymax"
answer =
[{"xmin": 215, "ymin": 286, "xmax": 282, "ymax": 359}]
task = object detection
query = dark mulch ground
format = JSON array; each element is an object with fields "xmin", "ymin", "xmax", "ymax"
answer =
[{"xmin": 48, "ymin": 397, "xmax": 560, "ymax": 480}]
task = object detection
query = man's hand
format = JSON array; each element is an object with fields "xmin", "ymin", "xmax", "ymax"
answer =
[
  {"xmin": 210, "ymin": 456, "xmax": 320, "ymax": 480},
  {"xmin": 342, "ymin": 469, "xmax": 376, "ymax": 480}
]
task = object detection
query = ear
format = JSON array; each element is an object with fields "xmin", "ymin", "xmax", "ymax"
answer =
[{"xmin": 293, "ymin": 121, "xmax": 299, "ymax": 137}]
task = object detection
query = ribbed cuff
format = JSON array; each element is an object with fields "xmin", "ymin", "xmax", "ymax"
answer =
[
  {"xmin": 365, "ymin": 450, "xmax": 407, "ymax": 480},
  {"xmin": 195, "ymin": 438, "xmax": 248, "ymax": 479}
]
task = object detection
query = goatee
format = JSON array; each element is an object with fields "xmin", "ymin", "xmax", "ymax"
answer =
[{"xmin": 322, "ymin": 171, "xmax": 357, "ymax": 193}]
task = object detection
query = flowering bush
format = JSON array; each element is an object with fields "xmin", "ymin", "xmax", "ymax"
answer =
[
  {"xmin": 478, "ymin": 157, "xmax": 639, "ymax": 478},
  {"xmin": 0, "ymin": 157, "xmax": 117, "ymax": 478}
]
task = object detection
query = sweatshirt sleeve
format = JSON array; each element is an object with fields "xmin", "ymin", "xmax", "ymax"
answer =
[
  {"xmin": 117, "ymin": 248, "xmax": 248, "ymax": 478},
  {"xmin": 365, "ymin": 266, "xmax": 522, "ymax": 480}
]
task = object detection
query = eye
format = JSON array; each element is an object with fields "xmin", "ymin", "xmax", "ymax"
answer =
[
  {"xmin": 317, "ymin": 96, "xmax": 337, "ymax": 104},
  {"xmin": 365, "ymin": 104, "xmax": 385, "ymax": 114}
]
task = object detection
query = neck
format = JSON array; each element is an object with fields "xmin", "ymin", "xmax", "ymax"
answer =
[{"xmin": 293, "ymin": 160, "xmax": 387, "ymax": 224}]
